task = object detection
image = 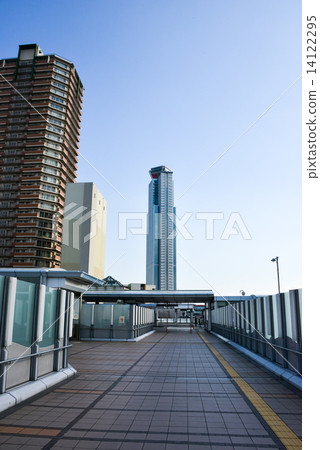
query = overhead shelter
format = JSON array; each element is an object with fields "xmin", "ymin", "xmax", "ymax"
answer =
[
  {"xmin": 0, "ymin": 269, "xmax": 104, "ymax": 293},
  {"xmin": 82, "ymin": 289, "xmax": 214, "ymax": 305}
]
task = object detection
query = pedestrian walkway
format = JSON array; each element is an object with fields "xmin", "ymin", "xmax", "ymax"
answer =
[{"xmin": 0, "ymin": 328, "xmax": 302, "ymax": 449}]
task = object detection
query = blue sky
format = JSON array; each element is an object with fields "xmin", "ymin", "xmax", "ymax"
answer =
[{"xmin": 1, "ymin": 0, "xmax": 301, "ymax": 295}]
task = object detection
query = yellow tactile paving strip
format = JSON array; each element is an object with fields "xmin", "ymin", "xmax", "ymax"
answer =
[
  {"xmin": 0, "ymin": 425, "xmax": 61, "ymax": 436},
  {"xmin": 199, "ymin": 333, "xmax": 302, "ymax": 450}
]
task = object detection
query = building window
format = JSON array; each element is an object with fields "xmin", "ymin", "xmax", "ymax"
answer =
[
  {"xmin": 39, "ymin": 202, "xmax": 56, "ymax": 211},
  {"xmin": 54, "ymin": 60, "xmax": 70, "ymax": 71},
  {"xmin": 43, "ymin": 166, "xmax": 59, "ymax": 175},
  {"xmin": 50, "ymin": 95, "xmax": 67, "ymax": 105},
  {"xmin": 46, "ymin": 125, "xmax": 63, "ymax": 135},
  {"xmin": 50, "ymin": 88, "xmax": 68, "ymax": 98},
  {"xmin": 45, "ymin": 133, "xmax": 63, "ymax": 143},
  {"xmin": 48, "ymin": 117, "xmax": 63, "ymax": 127},
  {"xmin": 53, "ymin": 67, "xmax": 69, "ymax": 78},
  {"xmin": 48, "ymin": 109, "xmax": 65, "ymax": 120},
  {"xmin": 44, "ymin": 149, "xmax": 61, "ymax": 159},
  {"xmin": 49, "ymin": 102, "xmax": 65, "ymax": 112},
  {"xmin": 41, "ymin": 184, "xmax": 57, "ymax": 193},
  {"xmin": 52, "ymin": 81, "xmax": 68, "ymax": 91},
  {"xmin": 52, "ymin": 74, "xmax": 69, "ymax": 84},
  {"xmin": 42, "ymin": 175, "xmax": 58, "ymax": 184}
]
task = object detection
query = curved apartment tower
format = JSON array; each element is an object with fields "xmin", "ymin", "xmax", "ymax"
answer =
[
  {"xmin": 0, "ymin": 44, "xmax": 83, "ymax": 268},
  {"xmin": 146, "ymin": 166, "xmax": 176, "ymax": 290}
]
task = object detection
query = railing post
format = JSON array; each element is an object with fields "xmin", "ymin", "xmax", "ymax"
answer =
[
  {"xmin": 240, "ymin": 303, "xmax": 245, "ymax": 347},
  {"xmin": 279, "ymin": 293, "xmax": 288, "ymax": 369},
  {"xmin": 90, "ymin": 303, "xmax": 95, "ymax": 339},
  {"xmin": 110, "ymin": 304, "xmax": 114, "ymax": 339},
  {"xmin": 246, "ymin": 302, "xmax": 251, "ymax": 350},
  {"xmin": 253, "ymin": 299, "xmax": 258, "ymax": 353},
  {"xmin": 295, "ymin": 290, "xmax": 302, "ymax": 374},
  {"xmin": 30, "ymin": 283, "xmax": 45, "ymax": 381},
  {"xmin": 129, "ymin": 305, "xmax": 134, "ymax": 339},
  {"xmin": 62, "ymin": 292, "xmax": 70, "ymax": 369},
  {"xmin": 0, "ymin": 277, "xmax": 15, "ymax": 394},
  {"xmin": 54, "ymin": 289, "xmax": 66, "ymax": 372},
  {"xmin": 77, "ymin": 294, "xmax": 83, "ymax": 341},
  {"xmin": 260, "ymin": 297, "xmax": 266, "ymax": 357},
  {"xmin": 269, "ymin": 296, "xmax": 276, "ymax": 362},
  {"xmin": 207, "ymin": 301, "xmax": 212, "ymax": 332}
]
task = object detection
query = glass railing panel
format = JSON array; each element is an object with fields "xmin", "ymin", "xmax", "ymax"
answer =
[
  {"xmin": 6, "ymin": 279, "xmax": 35, "ymax": 389},
  {"xmin": 39, "ymin": 287, "xmax": 58, "ymax": 348}
]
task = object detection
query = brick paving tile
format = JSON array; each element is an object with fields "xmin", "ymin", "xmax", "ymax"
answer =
[
  {"xmin": 0, "ymin": 330, "xmax": 301, "ymax": 449},
  {"xmin": 120, "ymin": 443, "xmax": 143, "ymax": 449},
  {"xmin": 188, "ymin": 446, "xmax": 211, "ymax": 450},
  {"xmin": 209, "ymin": 434, "xmax": 232, "ymax": 444},
  {"xmin": 143, "ymin": 444, "xmax": 166, "ymax": 450},
  {"xmin": 97, "ymin": 443, "xmax": 121, "ymax": 450},
  {"xmin": 52, "ymin": 439, "xmax": 80, "ymax": 448},
  {"xmin": 1, "ymin": 445, "xmax": 22, "ymax": 449},
  {"xmin": 230, "ymin": 435, "xmax": 254, "ymax": 445}
]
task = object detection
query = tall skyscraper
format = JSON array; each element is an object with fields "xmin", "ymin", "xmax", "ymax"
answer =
[
  {"xmin": 146, "ymin": 166, "xmax": 176, "ymax": 290},
  {"xmin": 61, "ymin": 182, "xmax": 107, "ymax": 279},
  {"xmin": 0, "ymin": 44, "xmax": 83, "ymax": 268}
]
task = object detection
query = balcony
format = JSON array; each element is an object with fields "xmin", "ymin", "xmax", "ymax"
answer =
[
  {"xmin": 21, "ymin": 168, "xmax": 42, "ymax": 173},
  {"xmin": 14, "ymin": 221, "xmax": 38, "ymax": 227},
  {"xmin": 20, "ymin": 175, "xmax": 42, "ymax": 182},
  {"xmin": 14, "ymin": 212, "xmax": 38, "ymax": 217},
  {"xmin": 12, "ymin": 261, "xmax": 36, "ymax": 267},
  {"xmin": 26, "ymin": 132, "xmax": 46, "ymax": 139},
  {"xmin": 16, "ymin": 202, "xmax": 40, "ymax": 208},
  {"xmin": 12, "ymin": 252, "xmax": 35, "ymax": 257},
  {"xmin": 19, "ymin": 186, "xmax": 41, "ymax": 191}
]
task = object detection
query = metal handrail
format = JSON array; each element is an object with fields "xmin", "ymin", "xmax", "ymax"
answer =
[
  {"xmin": 0, "ymin": 344, "xmax": 72, "ymax": 365},
  {"xmin": 212, "ymin": 325, "xmax": 302, "ymax": 355}
]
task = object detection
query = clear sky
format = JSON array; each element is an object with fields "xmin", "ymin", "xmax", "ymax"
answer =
[{"xmin": 1, "ymin": 0, "xmax": 301, "ymax": 295}]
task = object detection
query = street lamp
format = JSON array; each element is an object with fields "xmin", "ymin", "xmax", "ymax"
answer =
[{"xmin": 271, "ymin": 256, "xmax": 281, "ymax": 296}]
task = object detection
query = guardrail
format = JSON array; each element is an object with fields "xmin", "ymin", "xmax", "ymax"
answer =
[
  {"xmin": 211, "ymin": 289, "xmax": 302, "ymax": 375},
  {"xmin": 0, "ymin": 275, "xmax": 74, "ymax": 394}
]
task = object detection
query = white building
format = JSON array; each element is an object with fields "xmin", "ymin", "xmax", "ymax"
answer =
[{"xmin": 61, "ymin": 182, "xmax": 107, "ymax": 279}]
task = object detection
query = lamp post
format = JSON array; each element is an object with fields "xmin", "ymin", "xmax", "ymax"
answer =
[{"xmin": 271, "ymin": 256, "xmax": 281, "ymax": 296}]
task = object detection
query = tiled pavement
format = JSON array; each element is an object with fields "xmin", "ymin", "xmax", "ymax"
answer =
[{"xmin": 0, "ymin": 328, "xmax": 302, "ymax": 449}]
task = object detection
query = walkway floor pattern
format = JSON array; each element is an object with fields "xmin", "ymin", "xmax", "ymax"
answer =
[{"xmin": 0, "ymin": 329, "xmax": 302, "ymax": 449}]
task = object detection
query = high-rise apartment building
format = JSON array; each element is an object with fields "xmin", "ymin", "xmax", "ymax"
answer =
[
  {"xmin": 146, "ymin": 166, "xmax": 176, "ymax": 290},
  {"xmin": 61, "ymin": 182, "xmax": 107, "ymax": 279},
  {"xmin": 0, "ymin": 44, "xmax": 83, "ymax": 268}
]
